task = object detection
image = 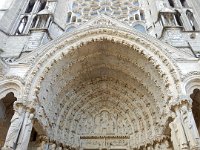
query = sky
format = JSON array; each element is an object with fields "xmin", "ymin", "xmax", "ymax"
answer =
[
  {"xmin": 0, "ymin": 0, "xmax": 4, "ymax": 8},
  {"xmin": 0, "ymin": 0, "xmax": 12, "ymax": 9}
]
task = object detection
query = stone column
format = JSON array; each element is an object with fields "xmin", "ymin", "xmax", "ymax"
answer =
[
  {"xmin": 180, "ymin": 104, "xmax": 200, "ymax": 149},
  {"xmin": 2, "ymin": 102, "xmax": 26, "ymax": 150},
  {"xmin": 16, "ymin": 106, "xmax": 35, "ymax": 150},
  {"xmin": 2, "ymin": 102, "xmax": 35, "ymax": 150},
  {"xmin": 169, "ymin": 96, "xmax": 200, "ymax": 150}
]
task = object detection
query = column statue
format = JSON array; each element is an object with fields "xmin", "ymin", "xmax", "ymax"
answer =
[
  {"xmin": 147, "ymin": 145, "xmax": 153, "ymax": 150},
  {"xmin": 56, "ymin": 146, "xmax": 63, "ymax": 150},
  {"xmin": 181, "ymin": 105, "xmax": 200, "ymax": 149},
  {"xmin": 38, "ymin": 136, "xmax": 48, "ymax": 150},
  {"xmin": 154, "ymin": 143, "xmax": 161, "ymax": 150},
  {"xmin": 16, "ymin": 108, "xmax": 35, "ymax": 150},
  {"xmin": 2, "ymin": 102, "xmax": 25, "ymax": 150},
  {"xmin": 160, "ymin": 139, "xmax": 173, "ymax": 150},
  {"xmin": 169, "ymin": 96, "xmax": 200, "ymax": 150},
  {"xmin": 49, "ymin": 143, "xmax": 56, "ymax": 150},
  {"xmin": 169, "ymin": 111, "xmax": 188, "ymax": 150}
]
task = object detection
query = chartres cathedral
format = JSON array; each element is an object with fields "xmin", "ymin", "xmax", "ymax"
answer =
[{"xmin": 1, "ymin": 0, "xmax": 200, "ymax": 149}]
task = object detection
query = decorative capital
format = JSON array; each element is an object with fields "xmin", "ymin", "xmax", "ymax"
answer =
[
  {"xmin": 169, "ymin": 95, "xmax": 192, "ymax": 112},
  {"xmin": 13, "ymin": 101, "xmax": 24, "ymax": 111},
  {"xmin": 39, "ymin": 135, "xmax": 49, "ymax": 142},
  {"xmin": 23, "ymin": 101, "xmax": 36, "ymax": 113}
]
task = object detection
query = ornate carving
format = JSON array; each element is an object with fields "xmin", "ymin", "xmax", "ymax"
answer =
[
  {"xmin": 180, "ymin": 105, "xmax": 200, "ymax": 149},
  {"xmin": 3, "ymin": 102, "xmax": 25, "ymax": 149},
  {"xmin": 169, "ymin": 112, "xmax": 188, "ymax": 149},
  {"xmin": 1, "ymin": 24, "xmax": 183, "ymax": 150}
]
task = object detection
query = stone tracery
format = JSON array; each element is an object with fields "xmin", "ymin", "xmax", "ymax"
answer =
[{"xmin": 65, "ymin": 0, "xmax": 146, "ymax": 31}]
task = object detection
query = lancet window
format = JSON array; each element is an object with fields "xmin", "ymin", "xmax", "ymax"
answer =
[
  {"xmin": 168, "ymin": 0, "xmax": 174, "ymax": 7},
  {"xmin": 180, "ymin": 0, "xmax": 188, "ymax": 7},
  {"xmin": 186, "ymin": 10, "xmax": 198, "ymax": 31},
  {"xmin": 15, "ymin": 16, "xmax": 28, "ymax": 35},
  {"xmin": 65, "ymin": 0, "xmax": 146, "ymax": 31},
  {"xmin": 25, "ymin": 0, "xmax": 36, "ymax": 13},
  {"xmin": 15, "ymin": 0, "xmax": 48, "ymax": 35}
]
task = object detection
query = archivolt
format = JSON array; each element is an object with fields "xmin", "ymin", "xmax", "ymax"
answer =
[
  {"xmin": 183, "ymin": 72, "xmax": 200, "ymax": 95},
  {"xmin": 23, "ymin": 28, "xmax": 182, "ymax": 147},
  {"xmin": 0, "ymin": 79, "xmax": 24, "ymax": 100}
]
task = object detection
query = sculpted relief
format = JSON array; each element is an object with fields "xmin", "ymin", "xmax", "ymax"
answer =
[{"xmin": 78, "ymin": 110, "xmax": 132, "ymax": 135}]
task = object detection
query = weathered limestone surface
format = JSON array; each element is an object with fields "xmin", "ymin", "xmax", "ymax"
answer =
[{"xmin": 0, "ymin": 0, "xmax": 200, "ymax": 150}]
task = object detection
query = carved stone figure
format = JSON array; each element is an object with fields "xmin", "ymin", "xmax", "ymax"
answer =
[
  {"xmin": 3, "ymin": 104, "xmax": 25, "ymax": 149},
  {"xmin": 56, "ymin": 146, "xmax": 63, "ymax": 150},
  {"xmin": 38, "ymin": 140, "xmax": 46, "ymax": 150},
  {"xmin": 16, "ymin": 112, "xmax": 34, "ymax": 150},
  {"xmin": 160, "ymin": 140, "xmax": 172, "ymax": 150},
  {"xmin": 154, "ymin": 143, "xmax": 160, "ymax": 150},
  {"xmin": 169, "ymin": 112, "xmax": 188, "ymax": 150},
  {"xmin": 181, "ymin": 105, "xmax": 200, "ymax": 149},
  {"xmin": 147, "ymin": 145, "xmax": 153, "ymax": 150},
  {"xmin": 49, "ymin": 143, "xmax": 56, "ymax": 150}
]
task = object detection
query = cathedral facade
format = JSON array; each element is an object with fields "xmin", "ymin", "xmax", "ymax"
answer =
[{"xmin": 0, "ymin": 0, "xmax": 200, "ymax": 149}]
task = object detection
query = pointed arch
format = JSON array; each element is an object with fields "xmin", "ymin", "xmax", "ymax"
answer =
[{"xmin": 21, "ymin": 27, "xmax": 182, "ymax": 148}]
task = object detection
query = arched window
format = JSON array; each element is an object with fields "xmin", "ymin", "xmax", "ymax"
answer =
[
  {"xmin": 133, "ymin": 24, "xmax": 146, "ymax": 33},
  {"xmin": 36, "ymin": 15, "xmax": 49, "ymax": 28},
  {"xmin": 38, "ymin": 0, "xmax": 46, "ymax": 12},
  {"xmin": 25, "ymin": 0, "xmax": 36, "ymax": 13},
  {"xmin": 140, "ymin": 10, "xmax": 145, "ymax": 20},
  {"xmin": 67, "ymin": 12, "xmax": 72, "ymax": 23},
  {"xmin": 16, "ymin": 16, "xmax": 28, "ymax": 35},
  {"xmin": 180, "ymin": 0, "xmax": 188, "ymax": 7},
  {"xmin": 168, "ymin": 0, "xmax": 174, "ymax": 7},
  {"xmin": 133, "ymin": 1, "xmax": 139, "ymax": 6},
  {"xmin": 191, "ymin": 89, "xmax": 200, "ymax": 135},
  {"xmin": 135, "ymin": 14, "xmax": 140, "ymax": 20},
  {"xmin": 175, "ymin": 11, "xmax": 183, "ymax": 26},
  {"xmin": 72, "ymin": 16, "xmax": 76, "ymax": 22},
  {"xmin": 66, "ymin": 26, "xmax": 76, "ymax": 32},
  {"xmin": 31, "ymin": 16, "xmax": 38, "ymax": 28},
  {"xmin": 186, "ymin": 10, "xmax": 198, "ymax": 31}
]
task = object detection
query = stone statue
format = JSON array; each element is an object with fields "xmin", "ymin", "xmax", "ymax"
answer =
[
  {"xmin": 169, "ymin": 121, "xmax": 179, "ymax": 150},
  {"xmin": 49, "ymin": 143, "xmax": 56, "ymax": 150},
  {"xmin": 154, "ymin": 143, "xmax": 160, "ymax": 150},
  {"xmin": 39, "ymin": 136, "xmax": 48, "ymax": 150},
  {"xmin": 169, "ymin": 112, "xmax": 188, "ymax": 150},
  {"xmin": 38, "ymin": 139, "xmax": 47, "ymax": 150},
  {"xmin": 16, "ymin": 111, "xmax": 34, "ymax": 150},
  {"xmin": 3, "ymin": 104, "xmax": 25, "ymax": 149},
  {"xmin": 56, "ymin": 146, "xmax": 63, "ymax": 150},
  {"xmin": 181, "ymin": 105, "xmax": 200, "ymax": 149},
  {"xmin": 147, "ymin": 145, "xmax": 153, "ymax": 150},
  {"xmin": 160, "ymin": 140, "xmax": 172, "ymax": 150}
]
